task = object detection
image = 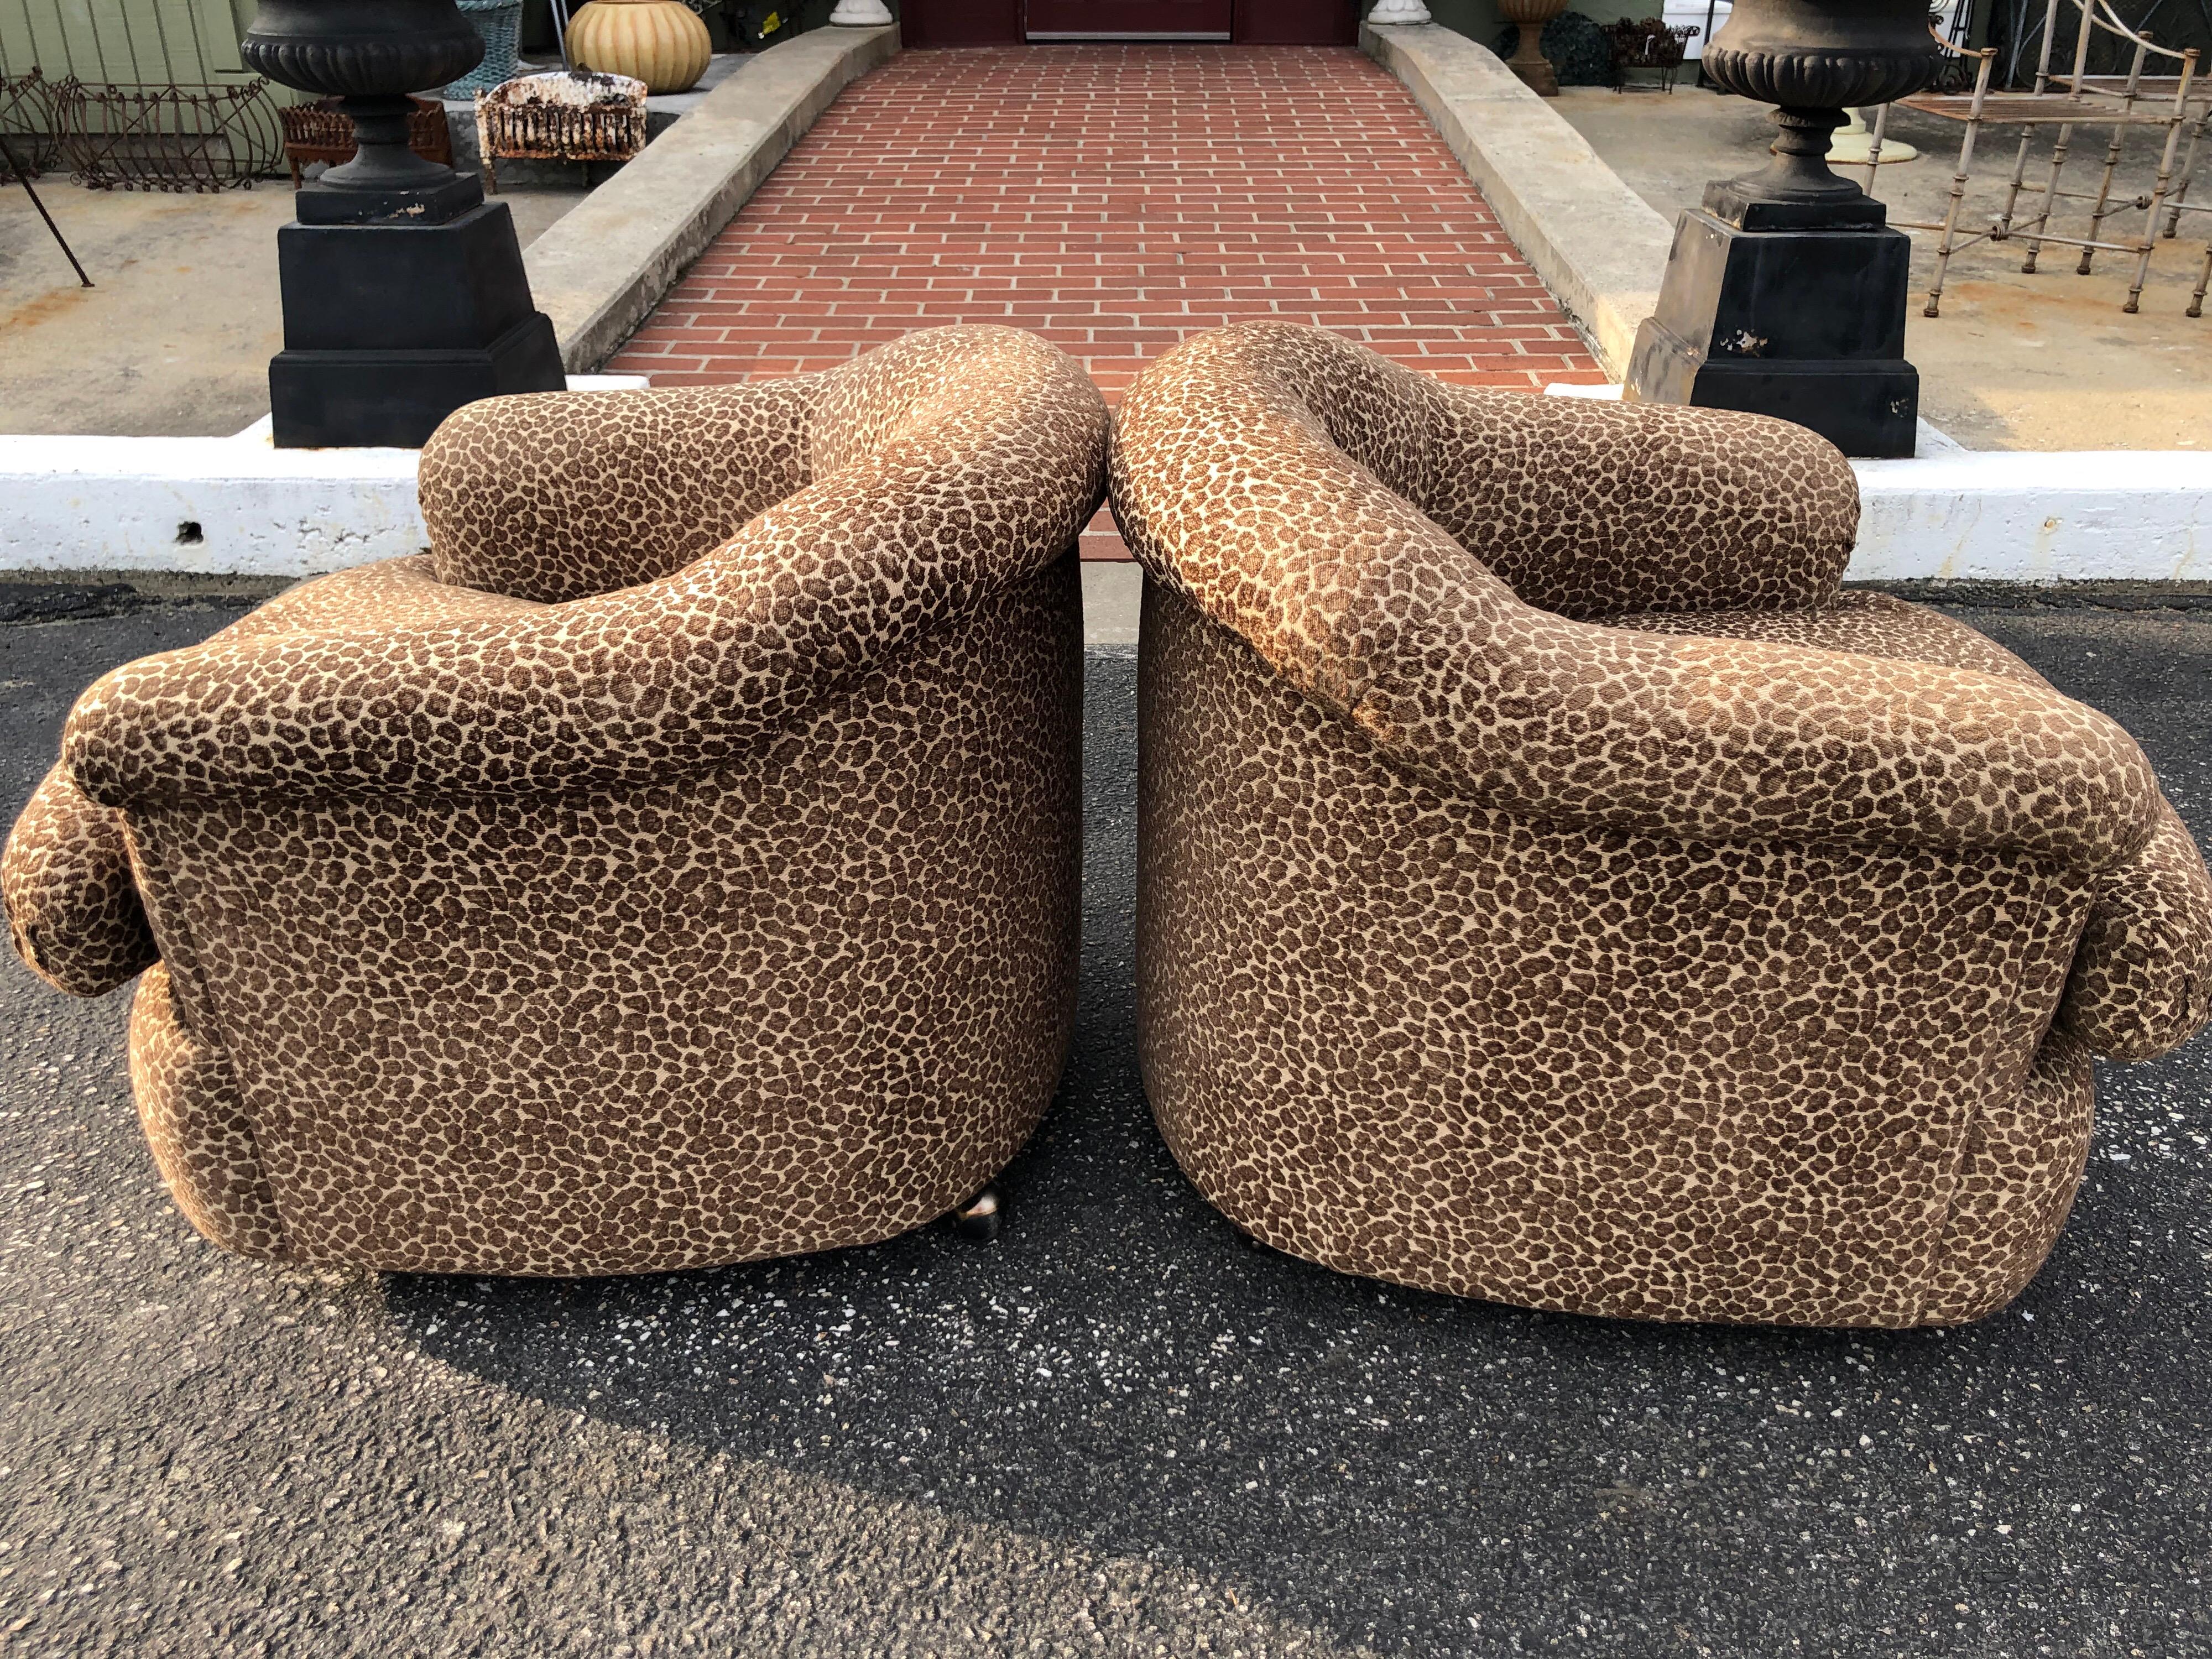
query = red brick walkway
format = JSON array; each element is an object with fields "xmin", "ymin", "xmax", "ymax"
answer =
[{"xmin": 612, "ymin": 45, "xmax": 1605, "ymax": 556}]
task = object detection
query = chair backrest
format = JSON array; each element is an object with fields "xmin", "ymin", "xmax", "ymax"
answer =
[{"xmin": 1110, "ymin": 321, "xmax": 2156, "ymax": 873}]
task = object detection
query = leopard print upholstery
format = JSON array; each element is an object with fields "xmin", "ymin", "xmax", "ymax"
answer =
[
  {"xmin": 4, "ymin": 325, "xmax": 1109, "ymax": 1276},
  {"xmin": 2060, "ymin": 801, "xmax": 2212, "ymax": 1062},
  {"xmin": 1112, "ymin": 321, "xmax": 2212, "ymax": 1328},
  {"xmin": 2, "ymin": 763, "xmax": 156, "ymax": 997}
]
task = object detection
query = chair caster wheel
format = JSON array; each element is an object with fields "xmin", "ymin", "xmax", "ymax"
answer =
[{"xmin": 953, "ymin": 1187, "xmax": 1001, "ymax": 1241}]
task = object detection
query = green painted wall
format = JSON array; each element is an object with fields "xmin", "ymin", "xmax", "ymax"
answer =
[{"xmin": 0, "ymin": 0, "xmax": 264, "ymax": 83}]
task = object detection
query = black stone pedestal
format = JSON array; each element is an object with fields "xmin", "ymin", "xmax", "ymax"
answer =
[
  {"xmin": 269, "ymin": 191, "xmax": 565, "ymax": 450},
  {"xmin": 1626, "ymin": 192, "xmax": 1919, "ymax": 458}
]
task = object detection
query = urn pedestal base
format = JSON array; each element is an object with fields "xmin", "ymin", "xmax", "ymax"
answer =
[
  {"xmin": 1625, "ymin": 201, "xmax": 1918, "ymax": 458},
  {"xmin": 268, "ymin": 196, "xmax": 565, "ymax": 449},
  {"xmin": 1505, "ymin": 23, "xmax": 1561, "ymax": 96}
]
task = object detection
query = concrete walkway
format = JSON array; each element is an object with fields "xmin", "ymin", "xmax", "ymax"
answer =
[{"xmin": 609, "ymin": 45, "xmax": 1605, "ymax": 558}]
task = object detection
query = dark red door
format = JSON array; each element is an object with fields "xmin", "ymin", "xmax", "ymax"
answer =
[
  {"xmin": 902, "ymin": 0, "xmax": 1022, "ymax": 45},
  {"xmin": 1023, "ymin": 0, "xmax": 1235, "ymax": 38},
  {"xmin": 1231, "ymin": 0, "xmax": 1357, "ymax": 41}
]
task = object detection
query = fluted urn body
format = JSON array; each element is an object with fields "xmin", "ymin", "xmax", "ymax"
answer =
[
  {"xmin": 243, "ymin": 0, "xmax": 484, "ymax": 211},
  {"xmin": 1702, "ymin": 0, "xmax": 1939, "ymax": 216}
]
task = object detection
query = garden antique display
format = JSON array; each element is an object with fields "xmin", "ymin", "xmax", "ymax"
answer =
[
  {"xmin": 239, "ymin": 0, "xmax": 565, "ymax": 447},
  {"xmin": 1624, "ymin": 0, "xmax": 1942, "ymax": 455}
]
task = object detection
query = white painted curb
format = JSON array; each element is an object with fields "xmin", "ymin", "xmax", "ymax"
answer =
[
  {"xmin": 1849, "ymin": 450, "xmax": 2211, "ymax": 583},
  {"xmin": 1542, "ymin": 384, "xmax": 2209, "ymax": 583},
  {"xmin": 0, "ymin": 378, "xmax": 645, "ymax": 581},
  {"xmin": 7, "ymin": 380, "xmax": 2204, "ymax": 586}
]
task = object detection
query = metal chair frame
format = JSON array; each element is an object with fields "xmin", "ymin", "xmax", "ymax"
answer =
[{"xmin": 1859, "ymin": 0, "xmax": 2203, "ymax": 316}]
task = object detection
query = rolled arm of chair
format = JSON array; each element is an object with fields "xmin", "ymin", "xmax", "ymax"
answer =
[
  {"xmin": 1173, "ymin": 324, "xmax": 1859, "ymax": 620},
  {"xmin": 1416, "ymin": 386, "xmax": 1861, "ymax": 620},
  {"xmin": 1394, "ymin": 601, "xmax": 2163, "ymax": 869},
  {"xmin": 2057, "ymin": 799, "xmax": 2212, "ymax": 1060},
  {"xmin": 3, "ymin": 763, "xmax": 158, "ymax": 996},
  {"xmin": 1113, "ymin": 356, "xmax": 2159, "ymax": 872},
  {"xmin": 66, "ymin": 347, "xmax": 1108, "ymax": 811},
  {"xmin": 419, "ymin": 380, "xmax": 820, "ymax": 604}
]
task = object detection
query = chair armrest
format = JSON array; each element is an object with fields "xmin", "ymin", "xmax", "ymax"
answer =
[
  {"xmin": 3, "ymin": 764, "xmax": 156, "ymax": 996},
  {"xmin": 420, "ymin": 380, "xmax": 817, "ymax": 603},
  {"xmin": 1143, "ymin": 323, "xmax": 1856, "ymax": 620},
  {"xmin": 1412, "ymin": 599, "xmax": 2161, "ymax": 868},
  {"xmin": 2058, "ymin": 799, "xmax": 2212, "ymax": 1060},
  {"xmin": 1415, "ymin": 386, "xmax": 1860, "ymax": 620},
  {"xmin": 1112, "ymin": 347, "xmax": 2159, "ymax": 871},
  {"xmin": 66, "ymin": 341, "xmax": 1107, "ymax": 810}
]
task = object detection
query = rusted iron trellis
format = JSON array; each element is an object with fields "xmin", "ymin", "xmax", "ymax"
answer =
[
  {"xmin": 278, "ymin": 95, "xmax": 452, "ymax": 189},
  {"xmin": 51, "ymin": 75, "xmax": 283, "ymax": 191},
  {"xmin": 0, "ymin": 72, "xmax": 91, "ymax": 282},
  {"xmin": 0, "ymin": 66, "xmax": 61, "ymax": 175}
]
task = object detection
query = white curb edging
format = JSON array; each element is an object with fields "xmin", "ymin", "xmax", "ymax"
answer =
[
  {"xmin": 1543, "ymin": 386, "xmax": 2209, "ymax": 582},
  {"xmin": 1849, "ymin": 451, "xmax": 2211, "ymax": 583},
  {"xmin": 0, "ymin": 379, "xmax": 644, "ymax": 579},
  {"xmin": 10, "ymin": 398, "xmax": 2201, "ymax": 584}
]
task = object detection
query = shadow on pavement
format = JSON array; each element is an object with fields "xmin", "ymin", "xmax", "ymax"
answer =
[{"xmin": 2, "ymin": 605, "xmax": 2207, "ymax": 1656}]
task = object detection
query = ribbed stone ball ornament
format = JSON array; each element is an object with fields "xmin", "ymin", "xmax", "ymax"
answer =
[
  {"xmin": 1700, "ymin": 0, "xmax": 1940, "ymax": 208},
  {"xmin": 566, "ymin": 0, "xmax": 712, "ymax": 96},
  {"xmin": 242, "ymin": 0, "xmax": 484, "ymax": 200}
]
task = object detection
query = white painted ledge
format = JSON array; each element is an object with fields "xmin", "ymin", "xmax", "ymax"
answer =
[
  {"xmin": 7, "ymin": 379, "xmax": 2204, "ymax": 586},
  {"xmin": 1849, "ymin": 450, "xmax": 2212, "ymax": 583},
  {"xmin": 0, "ymin": 377, "xmax": 645, "ymax": 580},
  {"xmin": 1543, "ymin": 382, "xmax": 2209, "ymax": 581}
]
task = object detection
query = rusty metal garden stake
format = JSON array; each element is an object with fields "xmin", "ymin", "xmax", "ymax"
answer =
[{"xmin": 0, "ymin": 132, "xmax": 93, "ymax": 288}]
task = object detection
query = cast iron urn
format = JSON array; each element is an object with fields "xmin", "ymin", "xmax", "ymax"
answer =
[
  {"xmin": 1623, "ymin": 0, "xmax": 1940, "ymax": 456},
  {"xmin": 242, "ymin": 0, "xmax": 565, "ymax": 447}
]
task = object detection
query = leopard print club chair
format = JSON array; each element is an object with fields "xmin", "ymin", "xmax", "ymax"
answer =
[
  {"xmin": 1111, "ymin": 321, "xmax": 2212, "ymax": 1328},
  {"xmin": 3, "ymin": 325, "xmax": 1108, "ymax": 1276}
]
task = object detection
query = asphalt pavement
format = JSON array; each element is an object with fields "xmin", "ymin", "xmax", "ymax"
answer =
[{"xmin": 1, "ymin": 588, "xmax": 2208, "ymax": 1658}]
